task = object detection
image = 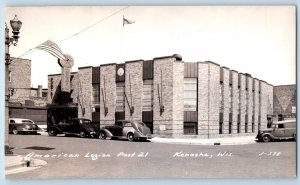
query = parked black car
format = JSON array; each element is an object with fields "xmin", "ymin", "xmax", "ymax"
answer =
[
  {"xmin": 99, "ymin": 120, "xmax": 152, "ymax": 141},
  {"xmin": 48, "ymin": 118, "xmax": 100, "ymax": 138}
]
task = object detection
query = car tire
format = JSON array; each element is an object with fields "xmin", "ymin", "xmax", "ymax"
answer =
[
  {"xmin": 48, "ymin": 128, "xmax": 57, "ymax": 136},
  {"xmin": 99, "ymin": 131, "xmax": 106, "ymax": 140},
  {"xmin": 12, "ymin": 127, "xmax": 18, "ymax": 135},
  {"xmin": 262, "ymin": 134, "xmax": 271, "ymax": 143},
  {"xmin": 79, "ymin": 130, "xmax": 86, "ymax": 138},
  {"xmin": 127, "ymin": 133, "xmax": 135, "ymax": 142}
]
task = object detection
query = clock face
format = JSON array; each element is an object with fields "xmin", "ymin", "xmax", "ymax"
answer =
[{"xmin": 117, "ymin": 67, "xmax": 124, "ymax": 76}]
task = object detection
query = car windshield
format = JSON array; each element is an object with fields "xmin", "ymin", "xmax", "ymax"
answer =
[
  {"xmin": 22, "ymin": 120, "xmax": 33, "ymax": 124},
  {"xmin": 137, "ymin": 122, "xmax": 146, "ymax": 127},
  {"xmin": 78, "ymin": 119, "xmax": 92, "ymax": 124}
]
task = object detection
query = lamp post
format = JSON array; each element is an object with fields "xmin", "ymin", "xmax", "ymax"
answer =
[{"xmin": 5, "ymin": 15, "xmax": 22, "ymax": 155}]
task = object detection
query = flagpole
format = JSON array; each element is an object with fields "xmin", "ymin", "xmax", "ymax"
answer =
[{"xmin": 120, "ymin": 15, "xmax": 125, "ymax": 62}]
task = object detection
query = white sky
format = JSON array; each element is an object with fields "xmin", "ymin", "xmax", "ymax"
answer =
[{"xmin": 5, "ymin": 6, "xmax": 295, "ymax": 88}]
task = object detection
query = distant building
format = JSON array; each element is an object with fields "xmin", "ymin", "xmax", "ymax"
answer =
[
  {"xmin": 48, "ymin": 54, "xmax": 279, "ymax": 138},
  {"xmin": 8, "ymin": 58, "xmax": 48, "ymax": 106},
  {"xmin": 273, "ymin": 85, "xmax": 296, "ymax": 121},
  {"xmin": 8, "ymin": 58, "xmax": 48, "ymax": 125}
]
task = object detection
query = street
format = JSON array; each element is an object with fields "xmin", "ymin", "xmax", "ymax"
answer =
[{"xmin": 6, "ymin": 134, "xmax": 296, "ymax": 179}]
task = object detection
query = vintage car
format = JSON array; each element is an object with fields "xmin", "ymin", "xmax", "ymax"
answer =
[
  {"xmin": 99, "ymin": 120, "xmax": 152, "ymax": 141},
  {"xmin": 9, "ymin": 118, "xmax": 39, "ymax": 135},
  {"xmin": 47, "ymin": 118, "xmax": 100, "ymax": 138},
  {"xmin": 256, "ymin": 119, "xmax": 296, "ymax": 142}
]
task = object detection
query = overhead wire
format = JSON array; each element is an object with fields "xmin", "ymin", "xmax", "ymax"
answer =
[{"xmin": 12, "ymin": 6, "xmax": 130, "ymax": 60}]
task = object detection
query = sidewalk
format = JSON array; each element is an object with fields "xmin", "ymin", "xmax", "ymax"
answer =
[
  {"xmin": 5, "ymin": 155, "xmax": 47, "ymax": 175},
  {"xmin": 150, "ymin": 135, "xmax": 257, "ymax": 145}
]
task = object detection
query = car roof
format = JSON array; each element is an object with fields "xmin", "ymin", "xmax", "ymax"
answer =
[
  {"xmin": 9, "ymin": 118, "xmax": 33, "ymax": 121},
  {"xmin": 273, "ymin": 119, "xmax": 296, "ymax": 125}
]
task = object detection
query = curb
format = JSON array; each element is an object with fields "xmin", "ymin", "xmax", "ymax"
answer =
[
  {"xmin": 5, "ymin": 155, "xmax": 47, "ymax": 175},
  {"xmin": 149, "ymin": 138, "xmax": 257, "ymax": 146}
]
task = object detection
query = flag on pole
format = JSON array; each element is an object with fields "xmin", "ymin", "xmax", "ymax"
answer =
[
  {"xmin": 123, "ymin": 15, "xmax": 135, "ymax": 27},
  {"xmin": 35, "ymin": 40, "xmax": 67, "ymax": 61}
]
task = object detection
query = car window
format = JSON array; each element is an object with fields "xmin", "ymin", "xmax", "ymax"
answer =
[
  {"xmin": 138, "ymin": 122, "xmax": 146, "ymax": 127},
  {"xmin": 124, "ymin": 122, "xmax": 132, "ymax": 127},
  {"xmin": 278, "ymin": 124, "xmax": 284, "ymax": 129},
  {"xmin": 22, "ymin": 120, "xmax": 33, "ymax": 124},
  {"xmin": 116, "ymin": 122, "xmax": 123, "ymax": 126}
]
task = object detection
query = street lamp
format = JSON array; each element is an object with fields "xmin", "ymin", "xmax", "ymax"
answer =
[{"xmin": 5, "ymin": 14, "xmax": 22, "ymax": 154}]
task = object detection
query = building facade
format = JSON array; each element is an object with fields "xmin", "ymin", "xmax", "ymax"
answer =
[
  {"xmin": 273, "ymin": 84, "xmax": 296, "ymax": 121},
  {"xmin": 8, "ymin": 57, "xmax": 48, "ymax": 125},
  {"xmin": 48, "ymin": 54, "xmax": 275, "ymax": 138}
]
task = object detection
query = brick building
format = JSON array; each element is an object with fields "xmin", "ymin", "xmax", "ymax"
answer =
[
  {"xmin": 273, "ymin": 84, "xmax": 296, "ymax": 121},
  {"xmin": 8, "ymin": 57, "xmax": 48, "ymax": 125},
  {"xmin": 8, "ymin": 58, "xmax": 48, "ymax": 106},
  {"xmin": 47, "ymin": 54, "xmax": 277, "ymax": 138}
]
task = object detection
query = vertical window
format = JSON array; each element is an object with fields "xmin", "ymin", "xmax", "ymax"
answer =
[
  {"xmin": 92, "ymin": 84, "xmax": 100, "ymax": 104},
  {"xmin": 184, "ymin": 78, "xmax": 197, "ymax": 111},
  {"xmin": 116, "ymin": 83, "xmax": 125, "ymax": 112},
  {"xmin": 8, "ymin": 71, "xmax": 12, "ymax": 82},
  {"xmin": 143, "ymin": 80, "xmax": 153, "ymax": 111}
]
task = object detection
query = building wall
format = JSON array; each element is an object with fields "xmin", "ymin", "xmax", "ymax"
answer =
[
  {"xmin": 100, "ymin": 64, "xmax": 116, "ymax": 127},
  {"xmin": 125, "ymin": 61, "xmax": 143, "ymax": 121},
  {"xmin": 77, "ymin": 67, "xmax": 92, "ymax": 120},
  {"xmin": 231, "ymin": 70, "xmax": 239, "ymax": 134},
  {"xmin": 222, "ymin": 67, "xmax": 230, "ymax": 134},
  {"xmin": 153, "ymin": 56, "xmax": 183, "ymax": 137},
  {"xmin": 273, "ymin": 85, "xmax": 296, "ymax": 120},
  {"xmin": 8, "ymin": 58, "xmax": 31, "ymax": 104},
  {"xmin": 172, "ymin": 60, "xmax": 184, "ymax": 136}
]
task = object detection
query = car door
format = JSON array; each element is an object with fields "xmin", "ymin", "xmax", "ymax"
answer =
[
  {"xmin": 273, "ymin": 124, "xmax": 285, "ymax": 138},
  {"xmin": 113, "ymin": 121, "xmax": 124, "ymax": 136},
  {"xmin": 71, "ymin": 119, "xmax": 81, "ymax": 134}
]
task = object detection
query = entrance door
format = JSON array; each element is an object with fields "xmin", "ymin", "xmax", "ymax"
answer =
[{"xmin": 184, "ymin": 122, "xmax": 198, "ymax": 135}]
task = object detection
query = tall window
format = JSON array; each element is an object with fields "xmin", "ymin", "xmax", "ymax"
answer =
[
  {"xmin": 116, "ymin": 83, "xmax": 125, "ymax": 112},
  {"xmin": 92, "ymin": 84, "xmax": 100, "ymax": 104},
  {"xmin": 143, "ymin": 80, "xmax": 153, "ymax": 111},
  {"xmin": 184, "ymin": 78, "xmax": 197, "ymax": 111}
]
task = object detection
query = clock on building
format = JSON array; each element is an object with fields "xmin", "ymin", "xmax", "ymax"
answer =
[{"xmin": 117, "ymin": 67, "xmax": 124, "ymax": 76}]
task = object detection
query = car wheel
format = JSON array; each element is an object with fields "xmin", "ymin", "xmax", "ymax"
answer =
[
  {"xmin": 127, "ymin": 133, "xmax": 135, "ymax": 142},
  {"xmin": 79, "ymin": 130, "xmax": 86, "ymax": 138},
  {"xmin": 99, "ymin": 131, "xmax": 106, "ymax": 140},
  {"xmin": 262, "ymin": 134, "xmax": 271, "ymax": 143},
  {"xmin": 12, "ymin": 127, "xmax": 18, "ymax": 135},
  {"xmin": 48, "ymin": 128, "xmax": 57, "ymax": 136}
]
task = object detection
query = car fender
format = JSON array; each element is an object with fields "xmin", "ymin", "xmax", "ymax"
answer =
[
  {"xmin": 48, "ymin": 126, "xmax": 62, "ymax": 134},
  {"xmin": 100, "ymin": 128, "xmax": 113, "ymax": 137},
  {"xmin": 261, "ymin": 133, "xmax": 275, "ymax": 140}
]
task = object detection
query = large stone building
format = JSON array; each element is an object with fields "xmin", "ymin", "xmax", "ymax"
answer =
[{"xmin": 48, "ymin": 54, "xmax": 276, "ymax": 138}]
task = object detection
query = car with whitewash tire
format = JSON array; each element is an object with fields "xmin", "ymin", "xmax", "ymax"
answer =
[
  {"xmin": 99, "ymin": 120, "xmax": 152, "ymax": 142},
  {"xmin": 47, "ymin": 118, "xmax": 100, "ymax": 138},
  {"xmin": 256, "ymin": 119, "xmax": 296, "ymax": 142},
  {"xmin": 9, "ymin": 118, "xmax": 39, "ymax": 135}
]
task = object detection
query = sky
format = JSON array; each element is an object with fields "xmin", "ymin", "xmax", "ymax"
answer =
[{"xmin": 5, "ymin": 6, "xmax": 296, "ymax": 88}]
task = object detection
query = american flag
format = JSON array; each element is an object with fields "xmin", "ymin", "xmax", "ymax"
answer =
[
  {"xmin": 35, "ymin": 40, "xmax": 67, "ymax": 61},
  {"xmin": 123, "ymin": 15, "xmax": 135, "ymax": 27}
]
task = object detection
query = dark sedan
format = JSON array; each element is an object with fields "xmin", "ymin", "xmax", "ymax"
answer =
[
  {"xmin": 99, "ymin": 120, "xmax": 152, "ymax": 141},
  {"xmin": 48, "ymin": 118, "xmax": 100, "ymax": 138},
  {"xmin": 9, "ymin": 118, "xmax": 39, "ymax": 135}
]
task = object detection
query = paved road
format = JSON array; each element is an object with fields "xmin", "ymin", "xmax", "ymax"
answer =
[{"xmin": 6, "ymin": 134, "xmax": 296, "ymax": 179}]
